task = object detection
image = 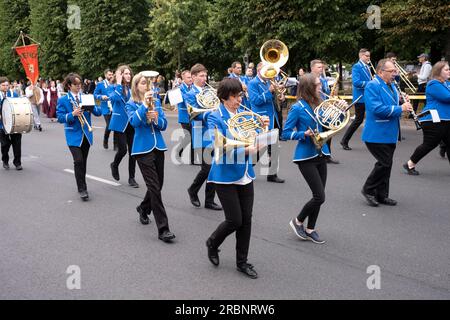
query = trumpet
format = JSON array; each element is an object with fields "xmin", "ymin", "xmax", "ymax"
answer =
[{"xmin": 70, "ymin": 98, "xmax": 92, "ymax": 132}]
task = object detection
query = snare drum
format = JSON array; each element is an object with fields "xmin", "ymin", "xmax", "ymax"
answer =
[{"xmin": 1, "ymin": 97, "xmax": 33, "ymax": 134}]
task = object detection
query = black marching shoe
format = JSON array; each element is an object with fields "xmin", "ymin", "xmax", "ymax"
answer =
[
  {"xmin": 205, "ymin": 202, "xmax": 222, "ymax": 211},
  {"xmin": 3, "ymin": 162, "xmax": 10, "ymax": 170},
  {"xmin": 340, "ymin": 141, "xmax": 352, "ymax": 150},
  {"xmin": 378, "ymin": 197, "xmax": 397, "ymax": 206},
  {"xmin": 188, "ymin": 188, "xmax": 201, "ymax": 207},
  {"xmin": 158, "ymin": 230, "xmax": 176, "ymax": 243},
  {"xmin": 110, "ymin": 162, "xmax": 120, "ymax": 181},
  {"xmin": 38, "ymin": 125, "xmax": 42, "ymax": 132},
  {"xmin": 439, "ymin": 148, "xmax": 446, "ymax": 159},
  {"xmin": 103, "ymin": 141, "xmax": 108, "ymax": 149},
  {"xmin": 403, "ymin": 163, "xmax": 419, "ymax": 176},
  {"xmin": 128, "ymin": 178, "xmax": 139, "ymax": 188},
  {"xmin": 206, "ymin": 239, "xmax": 220, "ymax": 266},
  {"xmin": 237, "ymin": 263, "xmax": 258, "ymax": 279},
  {"xmin": 15, "ymin": 165, "xmax": 23, "ymax": 171},
  {"xmin": 267, "ymin": 174, "xmax": 285, "ymax": 183},
  {"xmin": 136, "ymin": 205, "xmax": 150, "ymax": 225},
  {"xmin": 361, "ymin": 189, "xmax": 379, "ymax": 207},
  {"xmin": 79, "ymin": 190, "xmax": 89, "ymax": 201}
]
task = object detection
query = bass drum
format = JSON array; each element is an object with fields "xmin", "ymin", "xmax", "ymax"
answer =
[{"xmin": 1, "ymin": 97, "xmax": 33, "ymax": 134}]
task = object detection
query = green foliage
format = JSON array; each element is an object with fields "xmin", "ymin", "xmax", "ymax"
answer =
[
  {"xmin": 0, "ymin": 0, "xmax": 448, "ymax": 81},
  {"xmin": 0, "ymin": 0, "xmax": 30, "ymax": 79},
  {"xmin": 70, "ymin": 0, "xmax": 151, "ymax": 79},
  {"xmin": 29, "ymin": 0, "xmax": 74, "ymax": 80},
  {"xmin": 379, "ymin": 0, "xmax": 450, "ymax": 62}
]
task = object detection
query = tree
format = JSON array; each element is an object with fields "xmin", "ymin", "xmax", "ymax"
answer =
[
  {"xmin": 0, "ymin": 0, "xmax": 31, "ymax": 79},
  {"xmin": 70, "ymin": 0, "xmax": 151, "ymax": 79},
  {"xmin": 211, "ymin": 0, "xmax": 371, "ymax": 74},
  {"xmin": 379, "ymin": 0, "xmax": 450, "ymax": 62},
  {"xmin": 148, "ymin": 0, "xmax": 214, "ymax": 75},
  {"xmin": 29, "ymin": 0, "xmax": 74, "ymax": 80}
]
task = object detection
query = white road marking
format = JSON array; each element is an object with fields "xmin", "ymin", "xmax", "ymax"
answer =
[
  {"xmin": 64, "ymin": 169, "xmax": 121, "ymax": 186},
  {"xmin": 92, "ymin": 126, "xmax": 104, "ymax": 129}
]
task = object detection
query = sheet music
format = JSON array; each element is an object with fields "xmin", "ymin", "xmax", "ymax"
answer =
[
  {"xmin": 168, "ymin": 88, "xmax": 183, "ymax": 106},
  {"xmin": 81, "ymin": 94, "xmax": 95, "ymax": 106}
]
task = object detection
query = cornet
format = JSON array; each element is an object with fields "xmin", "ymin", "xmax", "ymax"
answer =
[
  {"xmin": 70, "ymin": 97, "xmax": 92, "ymax": 132},
  {"xmin": 140, "ymin": 71, "xmax": 159, "ymax": 124}
]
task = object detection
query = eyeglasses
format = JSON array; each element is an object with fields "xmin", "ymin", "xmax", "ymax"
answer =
[
  {"xmin": 382, "ymin": 69, "xmax": 396, "ymax": 73},
  {"xmin": 231, "ymin": 92, "xmax": 244, "ymax": 98}
]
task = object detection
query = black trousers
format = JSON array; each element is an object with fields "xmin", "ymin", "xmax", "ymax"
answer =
[
  {"xmin": 68, "ymin": 136, "xmax": 90, "ymax": 192},
  {"xmin": 410, "ymin": 121, "xmax": 450, "ymax": 165},
  {"xmin": 363, "ymin": 143, "xmax": 396, "ymax": 200},
  {"xmin": 103, "ymin": 114, "xmax": 117, "ymax": 146},
  {"xmin": 113, "ymin": 124, "xmax": 136, "ymax": 179},
  {"xmin": 208, "ymin": 182, "xmax": 254, "ymax": 266},
  {"xmin": 341, "ymin": 103, "xmax": 366, "ymax": 145},
  {"xmin": 413, "ymin": 83, "xmax": 427, "ymax": 113},
  {"xmin": 136, "ymin": 150, "xmax": 170, "ymax": 234},
  {"xmin": 189, "ymin": 147, "xmax": 216, "ymax": 204},
  {"xmin": 296, "ymin": 156, "xmax": 327, "ymax": 230},
  {"xmin": 0, "ymin": 131, "xmax": 22, "ymax": 166},
  {"xmin": 178, "ymin": 122, "xmax": 194, "ymax": 164}
]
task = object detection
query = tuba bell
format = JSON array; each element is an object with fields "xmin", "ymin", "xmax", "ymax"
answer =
[{"xmin": 260, "ymin": 39, "xmax": 289, "ymax": 101}]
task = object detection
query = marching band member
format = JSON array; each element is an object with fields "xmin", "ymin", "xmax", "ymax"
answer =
[
  {"xmin": 282, "ymin": 73, "xmax": 331, "ymax": 244},
  {"xmin": 56, "ymin": 73, "xmax": 102, "ymax": 200},
  {"xmin": 108, "ymin": 65, "xmax": 139, "ymax": 188},
  {"xmin": 186, "ymin": 63, "xmax": 222, "ymax": 211},
  {"xmin": 125, "ymin": 72, "xmax": 175, "ymax": 243},
  {"xmin": 248, "ymin": 62, "xmax": 285, "ymax": 183},
  {"xmin": 403, "ymin": 61, "xmax": 450, "ymax": 175},
  {"xmin": 340, "ymin": 49, "xmax": 373, "ymax": 150},
  {"xmin": 228, "ymin": 61, "xmax": 249, "ymax": 107},
  {"xmin": 25, "ymin": 82, "xmax": 43, "ymax": 131},
  {"xmin": 0, "ymin": 77, "xmax": 21, "ymax": 170},
  {"xmin": 361, "ymin": 59, "xmax": 413, "ymax": 207},
  {"xmin": 94, "ymin": 68, "xmax": 117, "ymax": 150},
  {"xmin": 310, "ymin": 59, "xmax": 339, "ymax": 164},
  {"xmin": 205, "ymin": 78, "xmax": 268, "ymax": 278},
  {"xmin": 176, "ymin": 70, "xmax": 194, "ymax": 164}
]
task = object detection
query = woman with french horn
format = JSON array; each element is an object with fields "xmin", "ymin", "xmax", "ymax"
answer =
[
  {"xmin": 125, "ymin": 72, "xmax": 175, "ymax": 243},
  {"xmin": 205, "ymin": 78, "xmax": 269, "ymax": 279},
  {"xmin": 281, "ymin": 73, "xmax": 331, "ymax": 244},
  {"xmin": 56, "ymin": 73, "xmax": 102, "ymax": 201}
]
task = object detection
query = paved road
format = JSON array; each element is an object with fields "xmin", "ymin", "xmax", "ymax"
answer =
[{"xmin": 1, "ymin": 112, "xmax": 449, "ymax": 300}]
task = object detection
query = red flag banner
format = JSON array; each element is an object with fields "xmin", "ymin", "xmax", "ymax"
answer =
[{"xmin": 15, "ymin": 44, "xmax": 39, "ymax": 85}]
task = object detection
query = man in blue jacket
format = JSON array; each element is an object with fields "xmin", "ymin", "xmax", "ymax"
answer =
[
  {"xmin": 340, "ymin": 49, "xmax": 373, "ymax": 150},
  {"xmin": 361, "ymin": 59, "xmax": 413, "ymax": 207},
  {"xmin": 94, "ymin": 69, "xmax": 117, "ymax": 150},
  {"xmin": 248, "ymin": 62, "xmax": 285, "ymax": 183}
]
